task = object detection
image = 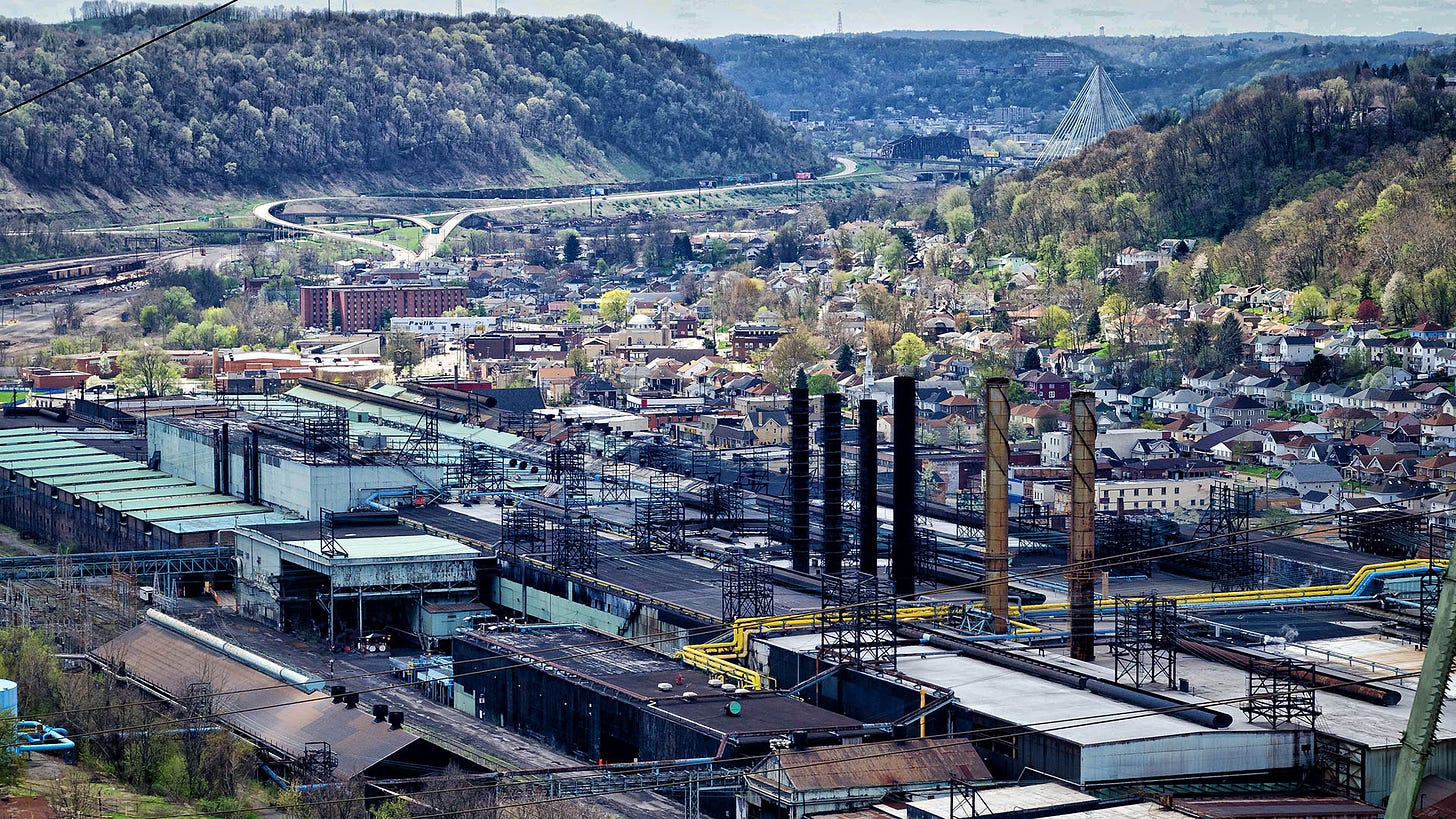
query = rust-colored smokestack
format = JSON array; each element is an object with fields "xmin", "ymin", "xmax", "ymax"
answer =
[
  {"xmin": 983, "ymin": 377, "xmax": 1010, "ymax": 635},
  {"xmin": 1069, "ymin": 390, "xmax": 1097, "ymax": 662},
  {"xmin": 858, "ymin": 398, "xmax": 878, "ymax": 575}
]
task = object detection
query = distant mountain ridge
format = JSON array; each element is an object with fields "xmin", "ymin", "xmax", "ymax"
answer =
[{"xmin": 695, "ymin": 30, "xmax": 1451, "ymax": 119}]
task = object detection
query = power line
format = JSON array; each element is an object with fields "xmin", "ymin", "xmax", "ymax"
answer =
[
  {"xmin": 0, "ymin": 0, "xmax": 244, "ymax": 121},
  {"xmin": 20, "ymin": 486, "xmax": 1448, "ymax": 728},
  {"xmin": 138, "ymin": 666, "xmax": 1424, "ymax": 819}
]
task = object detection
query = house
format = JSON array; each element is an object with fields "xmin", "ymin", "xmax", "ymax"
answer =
[
  {"xmin": 1193, "ymin": 425, "xmax": 1266, "ymax": 463},
  {"xmin": 1279, "ymin": 463, "xmax": 1343, "ymax": 497},
  {"xmin": 1279, "ymin": 335, "xmax": 1315, "ymax": 365},
  {"xmin": 535, "ymin": 366, "xmax": 577, "ymax": 403},
  {"xmin": 1020, "ymin": 370, "xmax": 1071, "ymax": 402},
  {"xmin": 1213, "ymin": 395, "xmax": 1269, "ymax": 427},
  {"xmin": 1423, "ymin": 413, "xmax": 1456, "ymax": 449}
]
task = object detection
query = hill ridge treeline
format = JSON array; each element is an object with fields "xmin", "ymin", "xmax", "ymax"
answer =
[
  {"xmin": 0, "ymin": 9, "xmax": 823, "ymax": 202},
  {"xmin": 971, "ymin": 52, "xmax": 1456, "ymax": 325}
]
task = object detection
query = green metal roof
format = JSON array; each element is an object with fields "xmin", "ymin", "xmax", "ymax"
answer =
[
  {"xmin": 20, "ymin": 460, "xmax": 145, "ymax": 479},
  {"xmin": 131, "ymin": 502, "xmax": 274, "ymax": 522},
  {"xmin": 107, "ymin": 493, "xmax": 240, "ymax": 513},
  {"xmin": 1, "ymin": 450, "xmax": 108, "ymax": 469},
  {"xmin": 81, "ymin": 483, "xmax": 205, "ymax": 503},
  {"xmin": 48, "ymin": 472, "xmax": 173, "ymax": 492},
  {"xmin": 156, "ymin": 512, "xmax": 297, "ymax": 534}
]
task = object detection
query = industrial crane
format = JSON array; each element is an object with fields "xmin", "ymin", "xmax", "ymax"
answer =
[{"xmin": 1386, "ymin": 557, "xmax": 1456, "ymax": 818}]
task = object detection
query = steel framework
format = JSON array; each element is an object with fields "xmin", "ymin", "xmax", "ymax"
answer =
[
  {"xmin": 915, "ymin": 468, "xmax": 939, "ymax": 582},
  {"xmin": 1198, "ymin": 484, "xmax": 1261, "ymax": 592},
  {"xmin": 633, "ymin": 473, "xmax": 685, "ymax": 552},
  {"xmin": 720, "ymin": 556, "xmax": 774, "ymax": 620},
  {"xmin": 819, "ymin": 570, "xmax": 897, "ymax": 670},
  {"xmin": 955, "ymin": 490, "xmax": 984, "ymax": 547},
  {"xmin": 1242, "ymin": 659, "xmax": 1320, "ymax": 729},
  {"xmin": 549, "ymin": 512, "xmax": 598, "ymax": 575},
  {"xmin": 1110, "ymin": 595, "xmax": 1177, "ymax": 689},
  {"xmin": 1315, "ymin": 732, "xmax": 1365, "ymax": 802},
  {"xmin": 501, "ymin": 507, "xmax": 548, "ymax": 557}
]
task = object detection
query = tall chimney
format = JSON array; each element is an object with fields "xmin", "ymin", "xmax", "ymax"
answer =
[
  {"xmin": 858, "ymin": 398, "xmax": 879, "ymax": 575},
  {"xmin": 1069, "ymin": 391, "xmax": 1097, "ymax": 662},
  {"xmin": 790, "ymin": 370, "xmax": 811, "ymax": 574},
  {"xmin": 823, "ymin": 391, "xmax": 843, "ymax": 575},
  {"xmin": 983, "ymin": 377, "xmax": 1010, "ymax": 634},
  {"xmin": 219, "ymin": 423, "xmax": 231, "ymax": 496},
  {"xmin": 892, "ymin": 375, "xmax": 917, "ymax": 597}
]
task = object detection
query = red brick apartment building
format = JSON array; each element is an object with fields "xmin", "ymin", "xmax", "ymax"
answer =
[{"xmin": 300, "ymin": 284, "xmax": 468, "ymax": 332}]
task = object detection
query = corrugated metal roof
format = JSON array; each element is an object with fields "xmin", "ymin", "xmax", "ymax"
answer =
[
  {"xmin": 82, "ymin": 483, "xmax": 206, "ymax": 503},
  {"xmin": 92, "ymin": 623, "xmax": 419, "ymax": 778},
  {"xmin": 107, "ymin": 493, "xmax": 241, "ymax": 513},
  {"xmin": 1168, "ymin": 797, "xmax": 1382, "ymax": 818},
  {"xmin": 156, "ymin": 512, "xmax": 296, "ymax": 534},
  {"xmin": 131, "ymin": 502, "xmax": 271, "ymax": 522},
  {"xmin": 47, "ymin": 472, "xmax": 172, "ymax": 492},
  {"xmin": 20, "ymin": 460, "xmax": 144, "ymax": 479},
  {"xmin": 754, "ymin": 738, "xmax": 990, "ymax": 793}
]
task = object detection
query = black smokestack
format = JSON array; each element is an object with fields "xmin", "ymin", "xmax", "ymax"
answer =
[
  {"xmin": 892, "ymin": 375, "xmax": 916, "ymax": 597},
  {"xmin": 858, "ymin": 398, "xmax": 878, "ymax": 575},
  {"xmin": 823, "ymin": 391, "xmax": 843, "ymax": 575},
  {"xmin": 220, "ymin": 423, "xmax": 230, "ymax": 496},
  {"xmin": 790, "ymin": 370, "xmax": 811, "ymax": 574}
]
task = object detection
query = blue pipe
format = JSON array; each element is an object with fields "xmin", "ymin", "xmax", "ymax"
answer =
[
  {"xmin": 262, "ymin": 764, "xmax": 333, "ymax": 792},
  {"xmin": 363, "ymin": 488, "xmax": 416, "ymax": 512},
  {"xmin": 12, "ymin": 722, "xmax": 75, "ymax": 754}
]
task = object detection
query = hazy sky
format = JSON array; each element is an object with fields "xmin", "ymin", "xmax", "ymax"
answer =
[{"xmin": 9, "ymin": 0, "xmax": 1456, "ymax": 40}]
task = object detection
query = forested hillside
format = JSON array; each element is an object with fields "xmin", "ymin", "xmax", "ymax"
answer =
[
  {"xmin": 970, "ymin": 52, "xmax": 1456, "ymax": 323},
  {"xmin": 696, "ymin": 32, "xmax": 1442, "ymax": 118},
  {"xmin": 0, "ymin": 7, "xmax": 822, "ymax": 210}
]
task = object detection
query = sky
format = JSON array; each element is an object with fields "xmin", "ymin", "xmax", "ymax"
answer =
[{"xmin": 8, "ymin": 0, "xmax": 1456, "ymax": 40}]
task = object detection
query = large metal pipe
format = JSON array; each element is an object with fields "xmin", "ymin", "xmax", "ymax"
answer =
[
  {"xmin": 858, "ymin": 398, "xmax": 879, "ymax": 575},
  {"xmin": 983, "ymin": 377, "xmax": 1010, "ymax": 634},
  {"xmin": 823, "ymin": 392, "xmax": 843, "ymax": 575},
  {"xmin": 790, "ymin": 371, "xmax": 811, "ymax": 574},
  {"xmin": 249, "ymin": 427, "xmax": 262, "ymax": 505},
  {"xmin": 1069, "ymin": 391, "xmax": 1097, "ymax": 662},
  {"xmin": 144, "ymin": 609, "xmax": 323, "ymax": 692},
  {"xmin": 892, "ymin": 375, "xmax": 917, "ymax": 597},
  {"xmin": 905, "ymin": 624, "xmax": 1233, "ymax": 729},
  {"xmin": 1175, "ymin": 637, "xmax": 1400, "ymax": 706}
]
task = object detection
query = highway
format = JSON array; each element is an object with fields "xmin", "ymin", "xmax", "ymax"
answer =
[{"xmin": 255, "ymin": 155, "xmax": 865, "ymax": 265}]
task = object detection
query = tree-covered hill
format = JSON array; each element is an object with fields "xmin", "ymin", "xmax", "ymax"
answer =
[
  {"xmin": 695, "ymin": 32, "xmax": 1446, "ymax": 119},
  {"xmin": 0, "ymin": 7, "xmax": 823, "ymax": 213},
  {"xmin": 967, "ymin": 52, "xmax": 1456, "ymax": 323}
]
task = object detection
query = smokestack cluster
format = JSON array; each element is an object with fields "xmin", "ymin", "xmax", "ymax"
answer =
[
  {"xmin": 790, "ymin": 371, "xmax": 811, "ymax": 574},
  {"xmin": 892, "ymin": 375, "xmax": 916, "ymax": 597},
  {"xmin": 983, "ymin": 377, "xmax": 1010, "ymax": 634},
  {"xmin": 1069, "ymin": 391, "xmax": 1097, "ymax": 662},
  {"xmin": 823, "ymin": 392, "xmax": 843, "ymax": 575},
  {"xmin": 858, "ymin": 398, "xmax": 878, "ymax": 575}
]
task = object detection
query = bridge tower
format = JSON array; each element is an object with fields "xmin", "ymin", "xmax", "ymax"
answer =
[{"xmin": 1038, "ymin": 64, "xmax": 1135, "ymax": 166}]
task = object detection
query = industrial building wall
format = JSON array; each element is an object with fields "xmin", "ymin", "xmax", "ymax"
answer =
[
  {"xmin": 453, "ymin": 637, "xmax": 720, "ymax": 764},
  {"xmin": 149, "ymin": 420, "xmax": 214, "ymax": 490},
  {"xmin": 488, "ymin": 564, "xmax": 710, "ymax": 651}
]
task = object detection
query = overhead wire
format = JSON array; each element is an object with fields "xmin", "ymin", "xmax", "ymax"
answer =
[
  {"xmin": 0, "ymin": 0, "xmax": 244, "ymax": 120},
  {"xmin": 17, "ymin": 484, "xmax": 1449, "ymax": 728},
  {"xmin": 136, "ymin": 666, "xmax": 1425, "ymax": 818}
]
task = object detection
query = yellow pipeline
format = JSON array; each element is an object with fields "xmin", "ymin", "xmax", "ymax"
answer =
[
  {"xmin": 677, "ymin": 559, "xmax": 1437, "ymax": 690},
  {"xmin": 676, "ymin": 603, "xmax": 1042, "ymax": 690},
  {"xmin": 1013, "ymin": 559, "xmax": 1437, "ymax": 617}
]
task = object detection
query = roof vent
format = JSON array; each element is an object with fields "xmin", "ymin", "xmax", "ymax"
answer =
[{"xmin": 657, "ymin": 682, "xmax": 674, "ymax": 692}]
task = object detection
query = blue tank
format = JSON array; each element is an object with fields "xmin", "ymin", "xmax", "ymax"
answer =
[{"xmin": 0, "ymin": 678, "xmax": 16, "ymax": 717}]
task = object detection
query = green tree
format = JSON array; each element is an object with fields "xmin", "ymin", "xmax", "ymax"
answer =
[
  {"xmin": 1290, "ymin": 286, "xmax": 1328, "ymax": 321},
  {"xmin": 559, "ymin": 230, "xmax": 582, "ymax": 263},
  {"xmin": 945, "ymin": 206, "xmax": 977, "ymax": 243},
  {"xmin": 599, "ymin": 288, "xmax": 632, "ymax": 324},
  {"xmin": 1021, "ymin": 347, "xmax": 1041, "ymax": 371},
  {"xmin": 564, "ymin": 305, "xmax": 583, "ymax": 323},
  {"xmin": 806, "ymin": 373, "xmax": 839, "ymax": 395},
  {"xmin": 1035, "ymin": 305, "xmax": 1071, "ymax": 341},
  {"xmin": 384, "ymin": 329, "xmax": 421, "ymax": 376},
  {"xmin": 890, "ymin": 332, "xmax": 929, "ymax": 367},
  {"xmin": 1067, "ymin": 244, "xmax": 1100, "ymax": 280},
  {"xmin": 1424, "ymin": 267, "xmax": 1456, "ymax": 325},
  {"xmin": 834, "ymin": 344, "xmax": 855, "ymax": 373},
  {"xmin": 1085, "ymin": 309, "xmax": 1102, "ymax": 341},
  {"xmin": 1382, "ymin": 271, "xmax": 1421, "ymax": 327},
  {"xmin": 1216, "ymin": 313, "xmax": 1245, "ymax": 367},
  {"xmin": 115, "ymin": 346, "xmax": 182, "ymax": 396},
  {"xmin": 760, "ymin": 327, "xmax": 826, "ymax": 388}
]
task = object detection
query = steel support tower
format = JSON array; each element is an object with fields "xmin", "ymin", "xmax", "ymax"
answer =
[
  {"xmin": 1111, "ymin": 595, "xmax": 1177, "ymax": 689},
  {"xmin": 819, "ymin": 570, "xmax": 897, "ymax": 670},
  {"xmin": 721, "ymin": 557, "xmax": 774, "ymax": 620}
]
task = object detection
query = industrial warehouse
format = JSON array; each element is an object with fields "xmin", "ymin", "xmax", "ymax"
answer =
[{"xmin": 1, "ymin": 372, "xmax": 1456, "ymax": 818}]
